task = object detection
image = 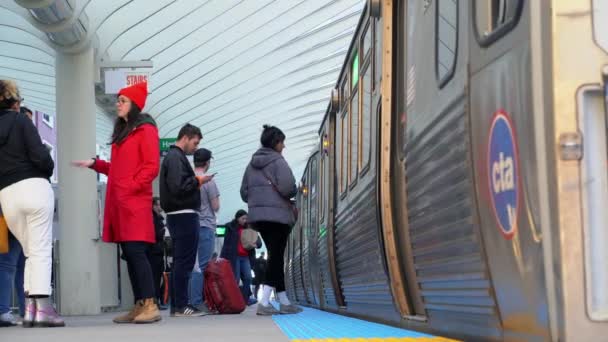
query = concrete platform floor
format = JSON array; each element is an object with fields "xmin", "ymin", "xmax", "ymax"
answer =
[{"xmin": 0, "ymin": 305, "xmax": 289, "ymax": 342}]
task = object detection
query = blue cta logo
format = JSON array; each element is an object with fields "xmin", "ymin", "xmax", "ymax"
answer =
[{"xmin": 487, "ymin": 110, "xmax": 519, "ymax": 239}]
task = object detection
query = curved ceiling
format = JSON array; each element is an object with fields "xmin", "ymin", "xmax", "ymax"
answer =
[{"xmin": 1, "ymin": 0, "xmax": 363, "ymax": 222}]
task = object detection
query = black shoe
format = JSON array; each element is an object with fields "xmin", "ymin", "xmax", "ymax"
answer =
[{"xmin": 174, "ymin": 305, "xmax": 205, "ymax": 317}]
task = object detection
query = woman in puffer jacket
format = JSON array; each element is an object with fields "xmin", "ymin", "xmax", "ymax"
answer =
[{"xmin": 240, "ymin": 125, "xmax": 301, "ymax": 316}]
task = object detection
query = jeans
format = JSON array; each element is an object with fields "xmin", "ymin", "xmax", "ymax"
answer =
[
  {"xmin": 0, "ymin": 235, "xmax": 23, "ymax": 314},
  {"xmin": 188, "ymin": 227, "xmax": 215, "ymax": 307},
  {"xmin": 14, "ymin": 250, "xmax": 25, "ymax": 316},
  {"xmin": 166, "ymin": 213, "xmax": 199, "ymax": 310},
  {"xmin": 235, "ymin": 256, "xmax": 252, "ymax": 300}
]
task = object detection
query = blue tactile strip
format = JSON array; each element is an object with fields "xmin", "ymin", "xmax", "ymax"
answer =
[{"xmin": 272, "ymin": 306, "xmax": 458, "ymax": 341}]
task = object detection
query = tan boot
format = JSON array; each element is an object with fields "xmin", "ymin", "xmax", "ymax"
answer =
[
  {"xmin": 113, "ymin": 300, "xmax": 143, "ymax": 324},
  {"xmin": 133, "ymin": 298, "xmax": 161, "ymax": 324}
]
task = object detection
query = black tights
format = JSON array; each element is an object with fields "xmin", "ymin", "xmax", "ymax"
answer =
[
  {"xmin": 120, "ymin": 242, "xmax": 155, "ymax": 301},
  {"xmin": 253, "ymin": 222, "xmax": 291, "ymax": 292}
]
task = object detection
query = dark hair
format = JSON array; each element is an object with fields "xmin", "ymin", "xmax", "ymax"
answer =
[
  {"xmin": 177, "ymin": 123, "xmax": 202, "ymax": 140},
  {"xmin": 20, "ymin": 106, "xmax": 32, "ymax": 116},
  {"xmin": 235, "ymin": 209, "xmax": 247, "ymax": 220},
  {"xmin": 111, "ymin": 102, "xmax": 142, "ymax": 144},
  {"xmin": 260, "ymin": 125, "xmax": 285, "ymax": 149}
]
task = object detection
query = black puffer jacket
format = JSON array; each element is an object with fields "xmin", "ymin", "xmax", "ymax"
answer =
[{"xmin": 0, "ymin": 109, "xmax": 53, "ymax": 191}]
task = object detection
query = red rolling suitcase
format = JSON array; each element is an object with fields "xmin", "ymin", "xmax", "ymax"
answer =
[{"xmin": 204, "ymin": 258, "xmax": 246, "ymax": 314}]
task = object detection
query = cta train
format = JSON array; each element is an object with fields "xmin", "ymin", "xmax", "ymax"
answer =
[{"xmin": 285, "ymin": 0, "xmax": 608, "ymax": 341}]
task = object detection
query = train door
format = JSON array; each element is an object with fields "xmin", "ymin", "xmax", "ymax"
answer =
[
  {"xmin": 389, "ymin": 0, "xmax": 503, "ymax": 339},
  {"xmin": 303, "ymin": 154, "xmax": 320, "ymax": 305},
  {"xmin": 545, "ymin": 0, "xmax": 608, "ymax": 340},
  {"xmin": 468, "ymin": 0, "xmax": 550, "ymax": 340}
]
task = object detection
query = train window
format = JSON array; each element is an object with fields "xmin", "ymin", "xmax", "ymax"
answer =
[
  {"xmin": 474, "ymin": 0, "xmax": 523, "ymax": 46},
  {"xmin": 351, "ymin": 52, "xmax": 359, "ymax": 89},
  {"xmin": 336, "ymin": 115, "xmax": 343, "ymax": 194},
  {"xmin": 350, "ymin": 88, "xmax": 359, "ymax": 185},
  {"xmin": 374, "ymin": 19, "xmax": 382, "ymax": 88},
  {"xmin": 341, "ymin": 77, "xmax": 348, "ymax": 107},
  {"xmin": 436, "ymin": 0, "xmax": 458, "ymax": 87},
  {"xmin": 362, "ymin": 23, "xmax": 371, "ymax": 60},
  {"xmin": 310, "ymin": 158, "xmax": 318, "ymax": 231},
  {"xmin": 341, "ymin": 112, "xmax": 348, "ymax": 195},
  {"xmin": 319, "ymin": 154, "xmax": 325, "ymax": 220},
  {"xmin": 361, "ymin": 62, "xmax": 372, "ymax": 171}
]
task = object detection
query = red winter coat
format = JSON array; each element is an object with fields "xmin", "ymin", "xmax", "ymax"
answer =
[{"xmin": 92, "ymin": 122, "xmax": 160, "ymax": 243}]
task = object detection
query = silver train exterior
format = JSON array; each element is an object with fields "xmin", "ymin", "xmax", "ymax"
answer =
[{"xmin": 285, "ymin": 0, "xmax": 608, "ymax": 341}]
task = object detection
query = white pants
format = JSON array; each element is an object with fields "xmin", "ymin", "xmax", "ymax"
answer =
[{"xmin": 0, "ymin": 178, "xmax": 54, "ymax": 295}]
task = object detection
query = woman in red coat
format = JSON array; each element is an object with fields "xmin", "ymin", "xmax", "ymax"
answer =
[{"xmin": 72, "ymin": 82, "xmax": 161, "ymax": 324}]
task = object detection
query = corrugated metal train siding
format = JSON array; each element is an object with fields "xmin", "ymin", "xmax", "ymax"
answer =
[
  {"xmin": 404, "ymin": 95, "xmax": 501, "ymax": 337},
  {"xmin": 317, "ymin": 222, "xmax": 337, "ymax": 308},
  {"xmin": 301, "ymin": 225, "xmax": 315, "ymax": 303},
  {"xmin": 334, "ymin": 180, "xmax": 399, "ymax": 321},
  {"xmin": 293, "ymin": 223, "xmax": 306, "ymax": 302},
  {"xmin": 285, "ymin": 231, "xmax": 296, "ymax": 303}
]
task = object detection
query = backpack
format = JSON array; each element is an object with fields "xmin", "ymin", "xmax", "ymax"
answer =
[{"xmin": 240, "ymin": 227, "xmax": 258, "ymax": 250}]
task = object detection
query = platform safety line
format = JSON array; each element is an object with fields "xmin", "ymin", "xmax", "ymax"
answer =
[{"xmin": 291, "ymin": 337, "xmax": 460, "ymax": 342}]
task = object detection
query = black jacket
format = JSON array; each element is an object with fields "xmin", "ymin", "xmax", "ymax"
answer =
[
  {"xmin": 159, "ymin": 145, "xmax": 200, "ymax": 212},
  {"xmin": 151, "ymin": 210, "xmax": 166, "ymax": 255},
  {"xmin": 0, "ymin": 109, "xmax": 54, "ymax": 191},
  {"xmin": 220, "ymin": 220, "xmax": 262, "ymax": 276}
]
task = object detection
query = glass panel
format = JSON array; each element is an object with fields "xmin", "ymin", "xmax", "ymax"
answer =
[
  {"xmin": 475, "ymin": 0, "xmax": 522, "ymax": 43},
  {"xmin": 319, "ymin": 155, "xmax": 325, "ymax": 220},
  {"xmin": 336, "ymin": 116, "xmax": 343, "ymax": 194},
  {"xmin": 362, "ymin": 64, "xmax": 372, "ymax": 168},
  {"xmin": 310, "ymin": 158, "xmax": 318, "ymax": 235},
  {"xmin": 351, "ymin": 52, "xmax": 359, "ymax": 89},
  {"xmin": 374, "ymin": 19, "xmax": 382, "ymax": 86},
  {"xmin": 350, "ymin": 90, "xmax": 359, "ymax": 183},
  {"xmin": 362, "ymin": 24, "xmax": 371, "ymax": 59},
  {"xmin": 341, "ymin": 113, "xmax": 348, "ymax": 193},
  {"xmin": 436, "ymin": 0, "xmax": 457, "ymax": 84}
]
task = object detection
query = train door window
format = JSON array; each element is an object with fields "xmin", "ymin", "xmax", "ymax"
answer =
[
  {"xmin": 362, "ymin": 23, "xmax": 372, "ymax": 60},
  {"xmin": 351, "ymin": 52, "xmax": 359, "ymax": 90},
  {"xmin": 319, "ymin": 153, "xmax": 325, "ymax": 220},
  {"xmin": 350, "ymin": 86, "xmax": 359, "ymax": 185},
  {"xmin": 374, "ymin": 18, "xmax": 382, "ymax": 88},
  {"xmin": 341, "ymin": 77, "xmax": 348, "ymax": 107},
  {"xmin": 310, "ymin": 158, "xmax": 318, "ymax": 230},
  {"xmin": 341, "ymin": 112, "xmax": 348, "ymax": 196},
  {"xmin": 474, "ymin": 0, "xmax": 523, "ymax": 46},
  {"xmin": 436, "ymin": 0, "xmax": 458, "ymax": 87},
  {"xmin": 337, "ymin": 115, "xmax": 343, "ymax": 194},
  {"xmin": 361, "ymin": 61, "xmax": 372, "ymax": 171}
]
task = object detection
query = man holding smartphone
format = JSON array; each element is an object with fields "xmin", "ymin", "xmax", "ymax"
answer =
[
  {"xmin": 160, "ymin": 124, "xmax": 212, "ymax": 317},
  {"xmin": 188, "ymin": 148, "xmax": 220, "ymax": 311}
]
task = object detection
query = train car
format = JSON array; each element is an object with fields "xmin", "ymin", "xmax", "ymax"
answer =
[{"xmin": 287, "ymin": 0, "xmax": 608, "ymax": 341}]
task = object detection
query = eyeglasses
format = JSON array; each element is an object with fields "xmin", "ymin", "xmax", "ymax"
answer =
[{"xmin": 117, "ymin": 98, "xmax": 130, "ymax": 105}]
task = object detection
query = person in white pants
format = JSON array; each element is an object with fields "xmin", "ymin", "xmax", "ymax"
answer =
[{"xmin": 0, "ymin": 80, "xmax": 63, "ymax": 328}]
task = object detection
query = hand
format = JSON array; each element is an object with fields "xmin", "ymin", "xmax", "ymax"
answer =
[
  {"xmin": 196, "ymin": 174, "xmax": 214, "ymax": 187},
  {"xmin": 71, "ymin": 159, "xmax": 95, "ymax": 168}
]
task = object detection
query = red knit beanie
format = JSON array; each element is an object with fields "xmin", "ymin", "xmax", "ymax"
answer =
[{"xmin": 118, "ymin": 82, "xmax": 147, "ymax": 110}]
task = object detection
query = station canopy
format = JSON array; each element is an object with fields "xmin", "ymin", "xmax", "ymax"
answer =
[{"xmin": 0, "ymin": 0, "xmax": 364, "ymax": 222}]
